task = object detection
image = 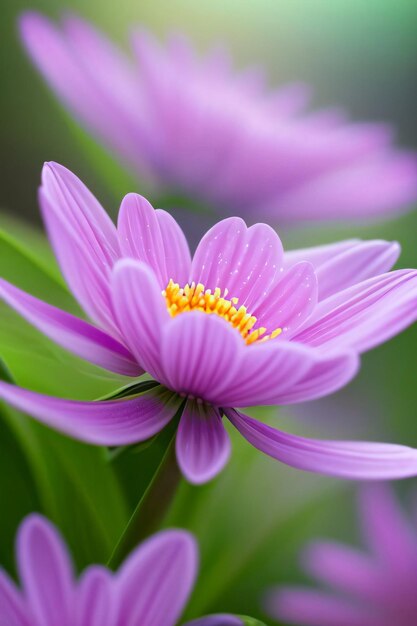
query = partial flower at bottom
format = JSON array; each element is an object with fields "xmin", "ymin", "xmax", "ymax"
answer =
[
  {"xmin": 266, "ymin": 485, "xmax": 417, "ymax": 626},
  {"xmin": 0, "ymin": 514, "xmax": 242, "ymax": 626},
  {"xmin": 1, "ymin": 163, "xmax": 417, "ymax": 483}
]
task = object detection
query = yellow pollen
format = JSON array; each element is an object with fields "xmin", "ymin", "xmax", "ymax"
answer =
[{"xmin": 162, "ymin": 279, "xmax": 282, "ymax": 345}]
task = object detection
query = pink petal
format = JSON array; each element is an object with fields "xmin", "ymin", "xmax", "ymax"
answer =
[
  {"xmin": 263, "ymin": 151, "xmax": 417, "ymax": 222},
  {"xmin": 0, "ymin": 279, "xmax": 141, "ymax": 377},
  {"xmin": 0, "ymin": 569, "xmax": 29, "ymax": 626},
  {"xmin": 285, "ymin": 240, "xmax": 400, "ymax": 300},
  {"xmin": 160, "ymin": 312, "xmax": 242, "ymax": 405},
  {"xmin": 117, "ymin": 193, "xmax": 191, "ymax": 288},
  {"xmin": 39, "ymin": 162, "xmax": 119, "ymax": 334},
  {"xmin": 190, "ymin": 218, "xmax": 284, "ymax": 312},
  {"xmin": 284, "ymin": 239, "xmax": 361, "ymax": 268},
  {"xmin": 359, "ymin": 485, "xmax": 417, "ymax": 570},
  {"xmin": 301, "ymin": 542, "xmax": 381, "ymax": 601},
  {"xmin": 215, "ymin": 341, "xmax": 316, "ymax": 408},
  {"xmin": 19, "ymin": 13, "xmax": 149, "ymax": 174},
  {"xmin": 115, "ymin": 530, "xmax": 197, "ymax": 626},
  {"xmin": 176, "ymin": 400, "xmax": 231, "ymax": 484},
  {"xmin": 314, "ymin": 240, "xmax": 400, "ymax": 301},
  {"xmin": 77, "ymin": 566, "xmax": 115, "ymax": 626},
  {"xmin": 274, "ymin": 351, "xmax": 360, "ymax": 404},
  {"xmin": 295, "ymin": 269, "xmax": 417, "ymax": 353},
  {"xmin": 111, "ymin": 259, "xmax": 169, "ymax": 381},
  {"xmin": 252, "ymin": 261, "xmax": 317, "ymax": 337},
  {"xmin": 267, "ymin": 587, "xmax": 379, "ymax": 626},
  {"xmin": 226, "ymin": 408, "xmax": 417, "ymax": 479},
  {"xmin": 0, "ymin": 382, "xmax": 180, "ymax": 445},
  {"xmin": 17, "ymin": 515, "xmax": 75, "ymax": 626}
]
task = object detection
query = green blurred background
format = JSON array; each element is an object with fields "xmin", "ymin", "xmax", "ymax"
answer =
[{"xmin": 1, "ymin": 1, "xmax": 417, "ymax": 623}]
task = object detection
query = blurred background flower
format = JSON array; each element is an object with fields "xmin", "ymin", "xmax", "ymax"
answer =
[
  {"xmin": 266, "ymin": 485, "xmax": 417, "ymax": 625},
  {"xmin": 17, "ymin": 11, "xmax": 417, "ymax": 231}
]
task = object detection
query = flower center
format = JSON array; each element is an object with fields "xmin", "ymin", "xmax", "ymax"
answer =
[{"xmin": 163, "ymin": 279, "xmax": 282, "ymax": 345}]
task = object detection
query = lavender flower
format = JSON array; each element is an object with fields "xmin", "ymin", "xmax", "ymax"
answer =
[
  {"xmin": 0, "ymin": 513, "xmax": 242, "ymax": 625},
  {"xmin": 19, "ymin": 13, "xmax": 417, "ymax": 224},
  {"xmin": 266, "ymin": 485, "xmax": 417, "ymax": 626},
  {"xmin": 1, "ymin": 162, "xmax": 417, "ymax": 483}
]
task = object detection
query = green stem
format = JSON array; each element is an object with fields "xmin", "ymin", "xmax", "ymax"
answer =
[{"xmin": 107, "ymin": 433, "xmax": 181, "ymax": 568}]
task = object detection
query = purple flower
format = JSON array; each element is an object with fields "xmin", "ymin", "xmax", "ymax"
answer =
[
  {"xmin": 2, "ymin": 162, "xmax": 417, "ymax": 483},
  {"xmin": 266, "ymin": 485, "xmax": 417, "ymax": 626},
  {"xmin": 0, "ymin": 513, "xmax": 242, "ymax": 625},
  {"xmin": 19, "ymin": 12, "xmax": 417, "ymax": 224}
]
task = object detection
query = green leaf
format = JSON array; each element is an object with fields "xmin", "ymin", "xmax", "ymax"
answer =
[
  {"xmin": 0, "ymin": 211, "xmax": 60, "ymax": 281},
  {"xmin": 0, "ymin": 362, "xmax": 40, "ymax": 573},
  {"xmin": 0, "ymin": 360, "xmax": 129, "ymax": 570},
  {"xmin": 239, "ymin": 617, "xmax": 268, "ymax": 626},
  {"xmin": 0, "ymin": 226, "xmax": 73, "ymax": 307},
  {"xmin": 108, "ymin": 412, "xmax": 183, "ymax": 569}
]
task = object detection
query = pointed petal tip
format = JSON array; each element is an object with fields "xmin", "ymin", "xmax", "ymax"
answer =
[
  {"xmin": 117, "ymin": 191, "xmax": 156, "ymax": 226},
  {"xmin": 227, "ymin": 407, "xmax": 417, "ymax": 480},
  {"xmin": 18, "ymin": 10, "xmax": 48, "ymax": 37}
]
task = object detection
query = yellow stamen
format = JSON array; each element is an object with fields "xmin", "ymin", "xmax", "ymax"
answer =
[{"xmin": 162, "ymin": 279, "xmax": 282, "ymax": 345}]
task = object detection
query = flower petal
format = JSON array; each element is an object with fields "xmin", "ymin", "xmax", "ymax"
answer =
[
  {"xmin": 359, "ymin": 484, "xmax": 417, "ymax": 570},
  {"xmin": 176, "ymin": 400, "xmax": 231, "ymax": 484},
  {"xmin": 117, "ymin": 193, "xmax": 191, "ymax": 287},
  {"xmin": 160, "ymin": 312, "xmax": 242, "ymax": 405},
  {"xmin": 226, "ymin": 408, "xmax": 417, "ymax": 479},
  {"xmin": 17, "ymin": 515, "xmax": 74, "ymax": 626},
  {"xmin": 0, "ymin": 279, "xmax": 141, "ymax": 377},
  {"xmin": 111, "ymin": 259, "xmax": 169, "ymax": 381},
  {"xmin": 215, "ymin": 341, "xmax": 316, "ymax": 408},
  {"xmin": 77, "ymin": 566, "xmax": 115, "ymax": 626},
  {"xmin": 19, "ymin": 13, "xmax": 149, "ymax": 174},
  {"xmin": 263, "ymin": 151, "xmax": 417, "ymax": 222},
  {"xmin": 301, "ymin": 541, "xmax": 380, "ymax": 601},
  {"xmin": 252, "ymin": 261, "xmax": 317, "ymax": 337},
  {"xmin": 0, "ymin": 382, "xmax": 179, "ymax": 446},
  {"xmin": 191, "ymin": 218, "xmax": 284, "ymax": 312},
  {"xmin": 0, "ymin": 569, "xmax": 29, "ymax": 626},
  {"xmin": 39, "ymin": 162, "xmax": 119, "ymax": 333},
  {"xmin": 285, "ymin": 240, "xmax": 400, "ymax": 300},
  {"xmin": 266, "ymin": 587, "xmax": 379, "ymax": 626},
  {"xmin": 284, "ymin": 239, "xmax": 361, "ymax": 268},
  {"xmin": 273, "ymin": 352, "xmax": 360, "ymax": 404},
  {"xmin": 115, "ymin": 529, "xmax": 197, "ymax": 626},
  {"xmin": 295, "ymin": 269, "xmax": 417, "ymax": 353}
]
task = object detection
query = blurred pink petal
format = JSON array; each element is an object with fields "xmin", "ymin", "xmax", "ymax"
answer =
[
  {"xmin": 20, "ymin": 12, "xmax": 417, "ymax": 223},
  {"xmin": 267, "ymin": 485, "xmax": 417, "ymax": 625}
]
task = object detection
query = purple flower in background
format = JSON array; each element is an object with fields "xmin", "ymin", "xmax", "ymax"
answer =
[
  {"xmin": 2, "ymin": 162, "xmax": 417, "ymax": 483},
  {"xmin": 0, "ymin": 513, "xmax": 241, "ymax": 626},
  {"xmin": 19, "ymin": 12, "xmax": 417, "ymax": 224},
  {"xmin": 266, "ymin": 485, "xmax": 417, "ymax": 626}
]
